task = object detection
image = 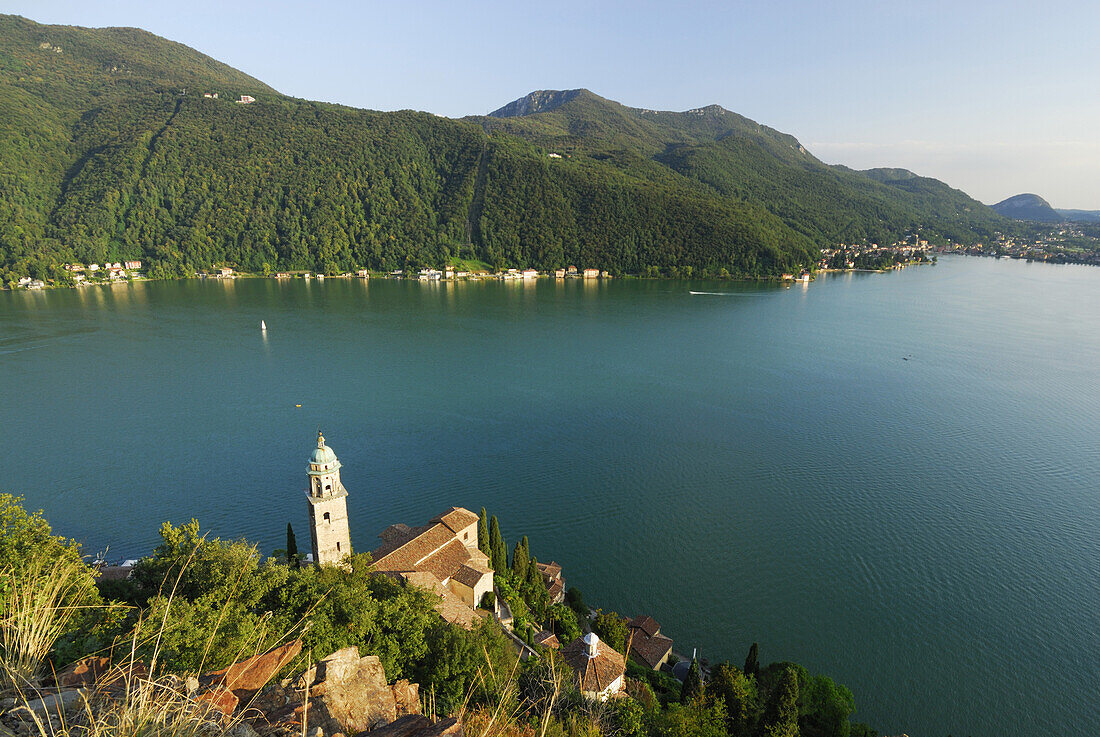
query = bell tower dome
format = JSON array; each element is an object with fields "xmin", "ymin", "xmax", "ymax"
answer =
[{"xmin": 306, "ymin": 431, "xmax": 352, "ymax": 565}]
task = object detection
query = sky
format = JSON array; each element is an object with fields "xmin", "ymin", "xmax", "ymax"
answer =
[{"xmin": 6, "ymin": 0, "xmax": 1100, "ymax": 208}]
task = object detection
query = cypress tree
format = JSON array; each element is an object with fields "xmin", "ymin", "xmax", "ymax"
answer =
[
  {"xmin": 489, "ymin": 515, "xmax": 506, "ymax": 573},
  {"xmin": 286, "ymin": 523, "xmax": 299, "ymax": 569},
  {"xmin": 512, "ymin": 538, "xmax": 529, "ymax": 581},
  {"xmin": 478, "ymin": 507, "xmax": 490, "ymax": 556},
  {"xmin": 744, "ymin": 642, "xmax": 760, "ymax": 681},
  {"xmin": 681, "ymin": 657, "xmax": 704, "ymax": 703}
]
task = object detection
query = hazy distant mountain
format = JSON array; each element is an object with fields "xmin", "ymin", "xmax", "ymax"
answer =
[
  {"xmin": 0, "ymin": 16, "xmax": 1011, "ymax": 285},
  {"xmin": 991, "ymin": 194, "xmax": 1063, "ymax": 223},
  {"xmin": 1056, "ymin": 208, "xmax": 1100, "ymax": 223}
]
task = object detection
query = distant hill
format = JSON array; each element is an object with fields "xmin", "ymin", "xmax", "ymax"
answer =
[
  {"xmin": 0, "ymin": 17, "xmax": 1012, "ymax": 285},
  {"xmin": 991, "ymin": 194, "xmax": 1063, "ymax": 223},
  {"xmin": 1056, "ymin": 208, "xmax": 1100, "ymax": 223}
]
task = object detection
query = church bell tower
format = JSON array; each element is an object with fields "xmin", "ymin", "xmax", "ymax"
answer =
[{"xmin": 306, "ymin": 431, "xmax": 352, "ymax": 565}]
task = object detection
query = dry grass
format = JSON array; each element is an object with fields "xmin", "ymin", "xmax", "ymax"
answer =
[{"xmin": 1, "ymin": 554, "xmax": 97, "ymax": 694}]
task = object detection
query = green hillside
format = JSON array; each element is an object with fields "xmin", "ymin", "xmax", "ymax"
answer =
[
  {"xmin": 475, "ymin": 90, "xmax": 1009, "ymax": 247},
  {"xmin": 0, "ymin": 16, "xmax": 1007, "ymax": 286}
]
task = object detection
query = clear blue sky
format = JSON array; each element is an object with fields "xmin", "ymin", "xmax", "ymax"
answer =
[{"xmin": 7, "ymin": 0, "xmax": 1100, "ymax": 208}]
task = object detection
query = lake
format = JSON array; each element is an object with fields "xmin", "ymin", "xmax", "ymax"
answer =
[{"xmin": 1, "ymin": 256, "xmax": 1097, "ymax": 735}]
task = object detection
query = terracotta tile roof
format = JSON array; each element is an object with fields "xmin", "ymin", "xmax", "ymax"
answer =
[
  {"xmin": 372, "ymin": 523, "xmax": 456, "ymax": 572},
  {"xmin": 451, "ymin": 562, "xmax": 490, "ymax": 588},
  {"xmin": 416, "ymin": 538, "xmax": 473, "ymax": 582},
  {"xmin": 628, "ymin": 615, "xmax": 661, "ymax": 637},
  {"xmin": 561, "ymin": 639, "xmax": 625, "ymax": 694},
  {"xmin": 401, "ymin": 572, "xmax": 481, "ymax": 629},
  {"xmin": 629, "ymin": 632, "xmax": 673, "ymax": 670},
  {"xmin": 537, "ymin": 561, "xmax": 562, "ymax": 579},
  {"xmin": 547, "ymin": 578, "xmax": 565, "ymax": 600},
  {"xmin": 431, "ymin": 507, "xmax": 479, "ymax": 534},
  {"xmin": 533, "ymin": 631, "xmax": 560, "ymax": 649}
]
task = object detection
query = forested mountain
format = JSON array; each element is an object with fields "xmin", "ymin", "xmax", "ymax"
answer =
[
  {"xmin": 991, "ymin": 193, "xmax": 1063, "ymax": 223},
  {"xmin": 475, "ymin": 90, "xmax": 1008, "ymax": 248},
  {"xmin": 0, "ymin": 15, "xmax": 1008, "ymax": 285}
]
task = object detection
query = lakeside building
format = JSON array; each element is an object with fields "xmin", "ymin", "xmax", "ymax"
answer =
[
  {"xmin": 561, "ymin": 633, "xmax": 625, "ymax": 701},
  {"xmin": 536, "ymin": 561, "xmax": 566, "ymax": 604},
  {"xmin": 370, "ymin": 508, "xmax": 494, "ymax": 629},
  {"xmin": 627, "ymin": 615, "xmax": 674, "ymax": 670}
]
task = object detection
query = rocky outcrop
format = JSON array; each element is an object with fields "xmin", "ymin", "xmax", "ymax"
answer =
[
  {"xmin": 295, "ymin": 647, "xmax": 397, "ymax": 733},
  {"xmin": 202, "ymin": 641, "xmax": 302, "ymax": 701},
  {"xmin": 356, "ymin": 715, "xmax": 461, "ymax": 737}
]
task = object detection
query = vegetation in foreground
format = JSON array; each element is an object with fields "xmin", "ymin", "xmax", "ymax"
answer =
[{"xmin": 1, "ymin": 493, "xmax": 878, "ymax": 736}]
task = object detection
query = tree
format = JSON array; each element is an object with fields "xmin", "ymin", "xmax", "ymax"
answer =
[
  {"xmin": 802, "ymin": 675, "xmax": 855, "ymax": 737},
  {"xmin": 286, "ymin": 522, "xmax": 299, "ymax": 569},
  {"xmin": 744, "ymin": 642, "xmax": 760, "ymax": 681},
  {"xmin": 681, "ymin": 657, "xmax": 704, "ymax": 704},
  {"xmin": 707, "ymin": 662, "xmax": 758, "ymax": 737},
  {"xmin": 488, "ymin": 515, "xmax": 506, "ymax": 574},
  {"xmin": 477, "ymin": 507, "xmax": 490, "ymax": 556},
  {"xmin": 759, "ymin": 666, "xmax": 799, "ymax": 737},
  {"xmin": 591, "ymin": 611, "xmax": 629, "ymax": 655},
  {"xmin": 511, "ymin": 536, "xmax": 529, "ymax": 581}
]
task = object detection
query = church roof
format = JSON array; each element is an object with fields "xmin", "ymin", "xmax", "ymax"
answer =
[
  {"xmin": 431, "ymin": 507, "xmax": 480, "ymax": 534},
  {"xmin": 561, "ymin": 637, "xmax": 625, "ymax": 694},
  {"xmin": 309, "ymin": 431, "xmax": 338, "ymax": 466}
]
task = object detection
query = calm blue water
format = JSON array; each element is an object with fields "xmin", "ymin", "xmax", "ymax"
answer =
[{"xmin": 1, "ymin": 257, "xmax": 1098, "ymax": 736}]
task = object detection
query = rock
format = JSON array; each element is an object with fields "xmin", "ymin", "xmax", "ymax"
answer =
[
  {"xmin": 51, "ymin": 656, "xmax": 112, "ymax": 688},
  {"xmin": 228, "ymin": 722, "xmax": 260, "ymax": 737},
  {"xmin": 391, "ymin": 680, "xmax": 420, "ymax": 717},
  {"xmin": 355, "ymin": 715, "xmax": 462, "ymax": 737},
  {"xmin": 300, "ymin": 647, "xmax": 397, "ymax": 734},
  {"xmin": 202, "ymin": 641, "xmax": 302, "ymax": 700},
  {"xmin": 19, "ymin": 690, "xmax": 85, "ymax": 719},
  {"xmin": 196, "ymin": 686, "xmax": 238, "ymax": 721}
]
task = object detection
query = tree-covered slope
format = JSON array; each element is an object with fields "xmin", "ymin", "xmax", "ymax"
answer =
[
  {"xmin": 0, "ymin": 16, "xmax": 820, "ymax": 283},
  {"xmin": 0, "ymin": 17, "xmax": 1006, "ymax": 285},
  {"xmin": 991, "ymin": 193, "xmax": 1063, "ymax": 223},
  {"xmin": 474, "ymin": 90, "xmax": 1010, "ymax": 247}
]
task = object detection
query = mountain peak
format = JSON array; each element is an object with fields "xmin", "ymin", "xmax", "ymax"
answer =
[
  {"xmin": 991, "ymin": 193, "xmax": 1062, "ymax": 223},
  {"xmin": 488, "ymin": 89, "xmax": 594, "ymax": 118}
]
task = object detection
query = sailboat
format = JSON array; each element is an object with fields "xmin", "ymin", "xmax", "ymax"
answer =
[{"xmin": 261, "ymin": 320, "xmax": 267, "ymax": 331}]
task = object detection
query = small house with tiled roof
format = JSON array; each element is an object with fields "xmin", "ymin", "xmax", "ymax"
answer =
[
  {"xmin": 370, "ymin": 507, "xmax": 494, "ymax": 629},
  {"xmin": 627, "ymin": 615, "xmax": 674, "ymax": 670},
  {"xmin": 533, "ymin": 630, "xmax": 560, "ymax": 650},
  {"xmin": 561, "ymin": 633, "xmax": 625, "ymax": 701},
  {"xmin": 536, "ymin": 560, "xmax": 566, "ymax": 604}
]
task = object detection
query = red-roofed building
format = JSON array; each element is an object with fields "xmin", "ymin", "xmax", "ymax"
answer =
[{"xmin": 370, "ymin": 507, "xmax": 493, "ymax": 629}]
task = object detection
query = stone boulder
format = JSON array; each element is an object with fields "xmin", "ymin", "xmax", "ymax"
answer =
[
  {"xmin": 355, "ymin": 715, "xmax": 462, "ymax": 737},
  {"xmin": 196, "ymin": 686, "xmax": 239, "ymax": 721},
  {"xmin": 202, "ymin": 641, "xmax": 302, "ymax": 701},
  {"xmin": 301, "ymin": 647, "xmax": 397, "ymax": 734},
  {"xmin": 390, "ymin": 680, "xmax": 420, "ymax": 718},
  {"xmin": 50, "ymin": 656, "xmax": 112, "ymax": 688}
]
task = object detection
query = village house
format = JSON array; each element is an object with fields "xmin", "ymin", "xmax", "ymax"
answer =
[
  {"xmin": 521, "ymin": 269, "xmax": 538, "ymax": 279},
  {"xmin": 237, "ymin": 95, "xmax": 255, "ymax": 104},
  {"xmin": 533, "ymin": 630, "xmax": 560, "ymax": 649},
  {"xmin": 357, "ymin": 269, "xmax": 370, "ymax": 278},
  {"xmin": 561, "ymin": 633, "xmax": 625, "ymax": 701},
  {"xmin": 124, "ymin": 260, "xmax": 142, "ymax": 270},
  {"xmin": 582, "ymin": 268, "xmax": 600, "ymax": 279},
  {"xmin": 536, "ymin": 561, "xmax": 566, "ymax": 604},
  {"xmin": 370, "ymin": 507, "xmax": 495, "ymax": 629},
  {"xmin": 554, "ymin": 269, "xmax": 566, "ymax": 278},
  {"xmin": 626, "ymin": 615, "xmax": 674, "ymax": 670}
]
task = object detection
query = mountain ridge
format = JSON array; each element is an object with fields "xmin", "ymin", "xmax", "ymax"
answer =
[{"xmin": 0, "ymin": 17, "xmax": 1011, "ymax": 285}]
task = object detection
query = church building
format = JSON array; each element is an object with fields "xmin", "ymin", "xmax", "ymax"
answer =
[{"xmin": 306, "ymin": 431, "xmax": 352, "ymax": 565}]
